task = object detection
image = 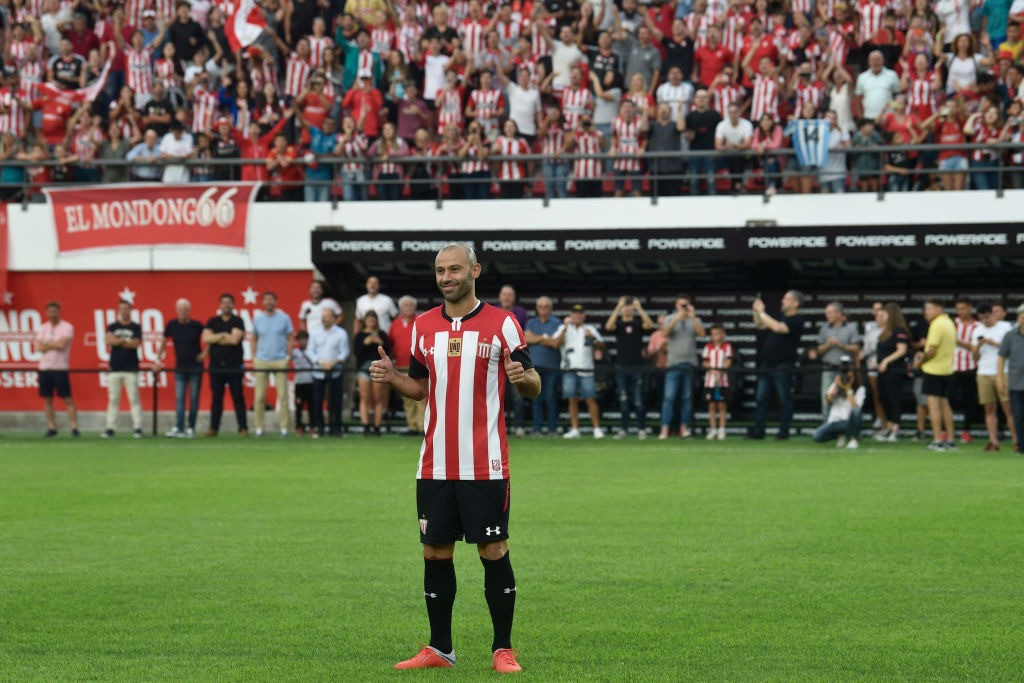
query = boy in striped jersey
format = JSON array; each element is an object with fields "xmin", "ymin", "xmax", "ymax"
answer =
[{"xmin": 372, "ymin": 242, "xmax": 540, "ymax": 674}]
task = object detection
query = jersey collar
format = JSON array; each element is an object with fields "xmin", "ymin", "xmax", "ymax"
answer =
[{"xmin": 442, "ymin": 299, "xmax": 483, "ymax": 323}]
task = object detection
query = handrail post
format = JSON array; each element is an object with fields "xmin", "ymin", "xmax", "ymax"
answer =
[
  {"xmin": 151, "ymin": 369, "xmax": 158, "ymax": 437},
  {"xmin": 650, "ymin": 156, "xmax": 658, "ymax": 205}
]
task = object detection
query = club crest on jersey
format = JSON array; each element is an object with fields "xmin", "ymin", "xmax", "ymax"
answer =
[
  {"xmin": 491, "ymin": 459, "xmax": 501, "ymax": 472},
  {"xmin": 448, "ymin": 338, "xmax": 462, "ymax": 357},
  {"xmin": 419, "ymin": 517, "xmax": 428, "ymax": 534},
  {"xmin": 477, "ymin": 339, "xmax": 493, "ymax": 359}
]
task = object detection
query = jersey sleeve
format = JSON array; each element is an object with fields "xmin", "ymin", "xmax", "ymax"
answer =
[
  {"xmin": 501, "ymin": 314, "xmax": 534, "ymax": 369},
  {"xmin": 409, "ymin": 321, "xmax": 430, "ymax": 379}
]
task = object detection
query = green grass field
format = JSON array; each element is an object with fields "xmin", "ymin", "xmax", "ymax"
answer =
[{"xmin": 1, "ymin": 433, "xmax": 1021, "ymax": 682}]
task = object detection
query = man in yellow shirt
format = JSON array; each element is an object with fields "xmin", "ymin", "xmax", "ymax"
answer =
[
  {"xmin": 998, "ymin": 22, "xmax": 1023, "ymax": 61},
  {"xmin": 914, "ymin": 299, "xmax": 956, "ymax": 450}
]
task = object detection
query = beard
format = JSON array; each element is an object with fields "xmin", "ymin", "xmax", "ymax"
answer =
[{"xmin": 438, "ymin": 276, "xmax": 473, "ymax": 304}]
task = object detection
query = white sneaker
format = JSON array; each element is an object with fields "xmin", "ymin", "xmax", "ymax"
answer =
[
  {"xmin": 886, "ymin": 430, "xmax": 898, "ymax": 442},
  {"xmin": 836, "ymin": 436, "xmax": 848, "ymax": 448},
  {"xmin": 593, "ymin": 427, "xmax": 606, "ymax": 439},
  {"xmin": 679, "ymin": 426, "xmax": 691, "ymax": 438},
  {"xmin": 165, "ymin": 428, "xmax": 184, "ymax": 438},
  {"xmin": 873, "ymin": 429, "xmax": 889, "ymax": 442},
  {"xmin": 514, "ymin": 426, "xmax": 525, "ymax": 437},
  {"xmin": 280, "ymin": 429, "xmax": 289, "ymax": 438},
  {"xmin": 872, "ymin": 417, "xmax": 883, "ymax": 429},
  {"xmin": 717, "ymin": 427, "xmax": 727, "ymax": 440},
  {"xmin": 658, "ymin": 427, "xmax": 669, "ymax": 440},
  {"xmin": 563, "ymin": 428, "xmax": 581, "ymax": 439},
  {"xmin": 185, "ymin": 427, "xmax": 195, "ymax": 439},
  {"xmin": 614, "ymin": 430, "xmax": 627, "ymax": 440},
  {"xmin": 637, "ymin": 429, "xmax": 647, "ymax": 440},
  {"xmin": 254, "ymin": 429, "xmax": 264, "ymax": 438},
  {"xmin": 846, "ymin": 438, "xmax": 859, "ymax": 450}
]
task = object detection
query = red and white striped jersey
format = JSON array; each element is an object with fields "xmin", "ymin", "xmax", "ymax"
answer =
[
  {"xmin": 447, "ymin": 0, "xmax": 471, "ymax": 28},
  {"xmin": 154, "ymin": 58, "xmax": 179, "ymax": 88},
  {"xmin": 713, "ymin": 83, "xmax": 743, "ymax": 118},
  {"xmin": 571, "ymin": 129, "xmax": 603, "ymax": 179},
  {"xmin": 702, "ymin": 341, "xmax": 733, "ymax": 387},
  {"xmin": 686, "ymin": 13, "xmax": 714, "ymax": 49},
  {"xmin": 906, "ymin": 72, "xmax": 937, "ymax": 118},
  {"xmin": 398, "ymin": 22, "xmax": 423, "ymax": 62},
  {"xmin": 527, "ymin": 18, "xmax": 554, "ymax": 59},
  {"xmin": 0, "ymin": 88, "xmax": 25, "ymax": 137},
  {"xmin": 560, "ymin": 86, "xmax": 593, "ymax": 130},
  {"xmin": 436, "ymin": 87, "xmax": 464, "ymax": 135},
  {"xmin": 611, "ymin": 115, "xmax": 644, "ymax": 172},
  {"xmin": 469, "ymin": 87, "xmax": 504, "ymax": 139},
  {"xmin": 512, "ymin": 55, "xmax": 539, "ymax": 86},
  {"xmin": 791, "ymin": 0, "xmax": 813, "ymax": 14},
  {"xmin": 460, "ymin": 142, "xmax": 489, "ymax": 174},
  {"xmin": 828, "ymin": 28, "xmax": 849, "ymax": 66},
  {"xmin": 625, "ymin": 91, "xmax": 655, "ymax": 116},
  {"xmin": 374, "ymin": 137, "xmax": 409, "ymax": 175},
  {"xmin": 19, "ymin": 61, "xmax": 44, "ymax": 101},
  {"xmin": 337, "ymin": 133, "xmax": 368, "ymax": 171},
  {"xmin": 750, "ymin": 73, "xmax": 781, "ymax": 121},
  {"xmin": 308, "ymin": 35, "xmax": 334, "ymax": 69},
  {"xmin": 857, "ymin": 0, "xmax": 886, "ymax": 45},
  {"xmin": 397, "ymin": 0, "xmax": 431, "ymax": 25},
  {"xmin": 284, "ymin": 53, "xmax": 312, "ymax": 97},
  {"xmin": 370, "ymin": 27, "xmax": 394, "ymax": 56},
  {"xmin": 125, "ymin": 47, "xmax": 154, "ymax": 95},
  {"xmin": 215, "ymin": 0, "xmax": 238, "ymax": 17},
  {"xmin": 192, "ymin": 86, "xmax": 218, "ymax": 133},
  {"xmin": 356, "ymin": 49, "xmax": 375, "ymax": 77},
  {"xmin": 410, "ymin": 301, "xmax": 531, "ymax": 481},
  {"xmin": 492, "ymin": 135, "xmax": 530, "ymax": 179},
  {"xmin": 722, "ymin": 11, "xmax": 748, "ymax": 55},
  {"xmin": 494, "ymin": 18, "xmax": 521, "ymax": 53},
  {"xmin": 541, "ymin": 126, "xmax": 564, "ymax": 157},
  {"xmin": 71, "ymin": 125, "xmax": 103, "ymax": 162},
  {"xmin": 250, "ymin": 62, "xmax": 277, "ymax": 92},
  {"xmin": 794, "ymin": 79, "xmax": 826, "ymax": 114},
  {"xmin": 8, "ymin": 38, "xmax": 36, "ymax": 65},
  {"xmin": 954, "ymin": 319, "xmax": 979, "ymax": 371},
  {"xmin": 459, "ymin": 18, "xmax": 490, "ymax": 60}
]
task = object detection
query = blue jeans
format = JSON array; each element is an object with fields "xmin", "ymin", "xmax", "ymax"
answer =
[
  {"xmin": 341, "ymin": 168, "xmax": 368, "ymax": 201},
  {"xmin": 174, "ymin": 369, "xmax": 202, "ymax": 432},
  {"xmin": 689, "ymin": 155, "xmax": 717, "ymax": 195},
  {"xmin": 304, "ymin": 180, "xmax": 330, "ymax": 202},
  {"xmin": 813, "ymin": 409, "xmax": 863, "ymax": 442},
  {"xmin": 970, "ymin": 159, "xmax": 999, "ymax": 190},
  {"xmin": 763, "ymin": 157, "xmax": 781, "ymax": 189},
  {"xmin": 541, "ymin": 160, "xmax": 569, "ymax": 199},
  {"xmin": 660, "ymin": 363, "xmax": 695, "ymax": 428},
  {"xmin": 616, "ymin": 367, "xmax": 646, "ymax": 432},
  {"xmin": 532, "ymin": 367, "xmax": 560, "ymax": 432},
  {"xmin": 1010, "ymin": 390, "xmax": 1024, "ymax": 454},
  {"xmin": 752, "ymin": 363, "xmax": 795, "ymax": 438}
]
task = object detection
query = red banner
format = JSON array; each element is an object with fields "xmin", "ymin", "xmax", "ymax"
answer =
[
  {"xmin": 0, "ymin": 270, "xmax": 312, "ymax": 411},
  {"xmin": 0, "ymin": 204, "xmax": 7, "ymax": 305},
  {"xmin": 47, "ymin": 183, "xmax": 258, "ymax": 252}
]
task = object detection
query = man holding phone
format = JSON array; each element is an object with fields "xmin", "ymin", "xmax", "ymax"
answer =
[
  {"xmin": 659, "ymin": 294, "xmax": 705, "ymax": 439},
  {"xmin": 605, "ymin": 296, "xmax": 656, "ymax": 439},
  {"xmin": 750, "ymin": 290, "xmax": 807, "ymax": 440}
]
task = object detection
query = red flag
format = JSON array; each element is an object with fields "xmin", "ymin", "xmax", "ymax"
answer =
[
  {"xmin": 37, "ymin": 57, "xmax": 114, "ymax": 105},
  {"xmin": 226, "ymin": 0, "xmax": 267, "ymax": 53}
]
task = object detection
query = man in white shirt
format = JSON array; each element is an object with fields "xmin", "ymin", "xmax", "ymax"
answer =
[
  {"xmin": 552, "ymin": 304, "xmax": 606, "ymax": 439},
  {"xmin": 854, "ymin": 50, "xmax": 901, "ymax": 120},
  {"xmin": 656, "ymin": 66, "xmax": 694, "ymax": 123},
  {"xmin": 309, "ymin": 307, "xmax": 350, "ymax": 437},
  {"xmin": 298, "ymin": 280, "xmax": 342, "ymax": 334},
  {"xmin": 355, "ymin": 275, "xmax": 399, "ymax": 333},
  {"xmin": 159, "ymin": 120, "xmax": 194, "ymax": 182},
  {"xmin": 550, "ymin": 25, "xmax": 586, "ymax": 92},
  {"xmin": 972, "ymin": 303, "xmax": 1016, "ymax": 450},
  {"xmin": 714, "ymin": 102, "xmax": 753, "ymax": 193},
  {"xmin": 505, "ymin": 69, "xmax": 542, "ymax": 137}
]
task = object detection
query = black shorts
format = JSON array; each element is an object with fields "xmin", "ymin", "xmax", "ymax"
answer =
[
  {"xmin": 417, "ymin": 479, "xmax": 510, "ymax": 545},
  {"xmin": 922, "ymin": 373, "xmax": 952, "ymax": 398},
  {"xmin": 39, "ymin": 370, "xmax": 71, "ymax": 398},
  {"xmin": 704, "ymin": 386, "xmax": 730, "ymax": 403}
]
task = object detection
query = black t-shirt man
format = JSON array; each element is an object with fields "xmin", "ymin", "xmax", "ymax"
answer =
[
  {"xmin": 143, "ymin": 97, "xmax": 172, "ymax": 136},
  {"xmin": 760, "ymin": 313, "xmax": 806, "ymax": 365},
  {"xmin": 205, "ymin": 314, "xmax": 245, "ymax": 366},
  {"xmin": 108, "ymin": 320, "xmax": 142, "ymax": 371},
  {"xmin": 50, "ymin": 54, "xmax": 85, "ymax": 90},
  {"xmin": 614, "ymin": 318, "xmax": 646, "ymax": 367},
  {"xmin": 685, "ymin": 108, "xmax": 721, "ymax": 150},
  {"xmin": 423, "ymin": 25, "xmax": 458, "ymax": 49},
  {"xmin": 662, "ymin": 37, "xmax": 694, "ymax": 80},
  {"xmin": 164, "ymin": 319, "xmax": 204, "ymax": 369},
  {"xmin": 587, "ymin": 47, "xmax": 622, "ymax": 87}
]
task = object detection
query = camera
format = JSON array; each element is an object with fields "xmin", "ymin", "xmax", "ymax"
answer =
[{"xmin": 838, "ymin": 355, "xmax": 854, "ymax": 372}]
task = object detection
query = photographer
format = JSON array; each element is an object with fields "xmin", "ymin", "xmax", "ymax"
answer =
[
  {"xmin": 659, "ymin": 295, "xmax": 705, "ymax": 440},
  {"xmin": 605, "ymin": 295, "xmax": 656, "ymax": 439},
  {"xmin": 554, "ymin": 304, "xmax": 606, "ymax": 439},
  {"xmin": 812, "ymin": 357, "xmax": 865, "ymax": 450}
]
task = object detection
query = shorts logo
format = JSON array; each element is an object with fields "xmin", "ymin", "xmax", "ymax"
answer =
[
  {"xmin": 491, "ymin": 459, "xmax": 501, "ymax": 472},
  {"xmin": 485, "ymin": 526, "xmax": 501, "ymax": 536},
  {"xmin": 419, "ymin": 517, "xmax": 428, "ymax": 534},
  {"xmin": 448, "ymin": 338, "xmax": 462, "ymax": 357}
]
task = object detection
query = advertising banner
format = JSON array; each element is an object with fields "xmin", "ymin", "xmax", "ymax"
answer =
[
  {"xmin": 47, "ymin": 183, "xmax": 259, "ymax": 252},
  {"xmin": 0, "ymin": 270, "xmax": 311, "ymax": 411}
]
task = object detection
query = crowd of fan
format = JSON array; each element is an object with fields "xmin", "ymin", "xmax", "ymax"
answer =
[{"xmin": 2, "ymin": 0, "xmax": 1024, "ymax": 198}]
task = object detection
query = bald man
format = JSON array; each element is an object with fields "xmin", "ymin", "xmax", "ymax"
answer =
[{"xmin": 156, "ymin": 298, "xmax": 207, "ymax": 438}]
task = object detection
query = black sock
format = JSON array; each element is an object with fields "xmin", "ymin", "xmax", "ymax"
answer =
[
  {"xmin": 481, "ymin": 552, "xmax": 516, "ymax": 651},
  {"xmin": 424, "ymin": 558, "xmax": 456, "ymax": 653}
]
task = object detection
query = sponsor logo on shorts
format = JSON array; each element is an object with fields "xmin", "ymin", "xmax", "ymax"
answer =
[
  {"xmin": 485, "ymin": 526, "xmax": 502, "ymax": 536},
  {"xmin": 419, "ymin": 517, "xmax": 428, "ymax": 534}
]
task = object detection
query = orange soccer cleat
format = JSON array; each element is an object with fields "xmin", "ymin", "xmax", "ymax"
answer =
[
  {"xmin": 394, "ymin": 646, "xmax": 455, "ymax": 670},
  {"xmin": 491, "ymin": 648, "xmax": 522, "ymax": 674}
]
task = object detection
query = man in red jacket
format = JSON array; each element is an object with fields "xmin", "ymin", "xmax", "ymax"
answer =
[{"xmin": 341, "ymin": 72, "xmax": 385, "ymax": 139}]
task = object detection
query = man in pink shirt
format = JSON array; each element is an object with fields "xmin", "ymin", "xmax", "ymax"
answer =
[{"xmin": 36, "ymin": 301, "xmax": 79, "ymax": 437}]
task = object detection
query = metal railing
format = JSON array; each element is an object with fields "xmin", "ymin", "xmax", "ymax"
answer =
[{"xmin": 3, "ymin": 142, "xmax": 1022, "ymax": 209}]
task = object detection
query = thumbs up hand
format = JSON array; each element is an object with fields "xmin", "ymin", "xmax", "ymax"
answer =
[
  {"xmin": 370, "ymin": 345, "xmax": 394, "ymax": 384},
  {"xmin": 504, "ymin": 347, "xmax": 525, "ymax": 385}
]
